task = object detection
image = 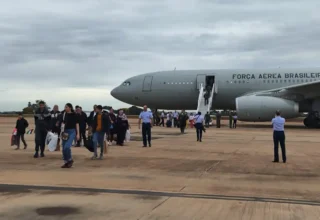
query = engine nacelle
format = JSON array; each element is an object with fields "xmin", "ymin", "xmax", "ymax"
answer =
[{"xmin": 235, "ymin": 96, "xmax": 300, "ymax": 121}]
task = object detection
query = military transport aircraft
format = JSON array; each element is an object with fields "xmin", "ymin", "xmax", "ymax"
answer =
[{"xmin": 110, "ymin": 69, "xmax": 320, "ymax": 128}]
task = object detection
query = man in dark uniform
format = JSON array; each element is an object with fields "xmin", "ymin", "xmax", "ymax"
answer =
[
  {"xmin": 76, "ymin": 106, "xmax": 87, "ymax": 147},
  {"xmin": 272, "ymin": 110, "xmax": 286, "ymax": 163},
  {"xmin": 216, "ymin": 111, "xmax": 221, "ymax": 128},
  {"xmin": 204, "ymin": 91, "xmax": 209, "ymax": 105},
  {"xmin": 34, "ymin": 101, "xmax": 51, "ymax": 158},
  {"xmin": 178, "ymin": 110, "xmax": 188, "ymax": 134}
]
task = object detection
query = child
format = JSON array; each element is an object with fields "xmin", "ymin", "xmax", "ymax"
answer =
[{"xmin": 15, "ymin": 113, "xmax": 29, "ymax": 150}]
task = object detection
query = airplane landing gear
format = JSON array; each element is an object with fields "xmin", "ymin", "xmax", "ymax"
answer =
[{"xmin": 304, "ymin": 111, "xmax": 320, "ymax": 128}]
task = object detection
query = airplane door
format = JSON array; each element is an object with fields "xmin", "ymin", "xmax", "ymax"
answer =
[
  {"xmin": 196, "ymin": 74, "xmax": 206, "ymax": 90},
  {"xmin": 142, "ymin": 76, "xmax": 153, "ymax": 92}
]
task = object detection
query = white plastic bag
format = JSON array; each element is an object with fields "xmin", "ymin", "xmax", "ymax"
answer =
[
  {"xmin": 45, "ymin": 132, "xmax": 53, "ymax": 145},
  {"xmin": 48, "ymin": 133, "xmax": 58, "ymax": 152},
  {"xmin": 125, "ymin": 130, "xmax": 130, "ymax": 142}
]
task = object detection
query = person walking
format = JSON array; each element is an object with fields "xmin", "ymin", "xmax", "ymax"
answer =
[
  {"xmin": 138, "ymin": 105, "xmax": 153, "ymax": 147},
  {"xmin": 189, "ymin": 113, "xmax": 194, "ymax": 128},
  {"xmin": 60, "ymin": 103, "xmax": 80, "ymax": 168},
  {"xmin": 178, "ymin": 110, "xmax": 188, "ymax": 134},
  {"xmin": 50, "ymin": 105, "xmax": 61, "ymax": 151},
  {"xmin": 91, "ymin": 105, "xmax": 109, "ymax": 159},
  {"xmin": 229, "ymin": 112, "xmax": 233, "ymax": 128},
  {"xmin": 205, "ymin": 112, "xmax": 211, "ymax": 128},
  {"xmin": 194, "ymin": 112, "xmax": 204, "ymax": 142},
  {"xmin": 233, "ymin": 113, "xmax": 238, "ymax": 128},
  {"xmin": 108, "ymin": 108, "xmax": 117, "ymax": 145},
  {"xmin": 76, "ymin": 106, "xmax": 87, "ymax": 147},
  {"xmin": 159, "ymin": 111, "xmax": 165, "ymax": 127},
  {"xmin": 34, "ymin": 101, "xmax": 51, "ymax": 158},
  {"xmin": 272, "ymin": 110, "xmax": 286, "ymax": 163},
  {"xmin": 15, "ymin": 113, "xmax": 29, "ymax": 150},
  {"xmin": 116, "ymin": 110, "xmax": 129, "ymax": 146}
]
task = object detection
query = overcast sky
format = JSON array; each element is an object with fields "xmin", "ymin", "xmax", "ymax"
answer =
[{"xmin": 1, "ymin": 0, "xmax": 320, "ymax": 111}]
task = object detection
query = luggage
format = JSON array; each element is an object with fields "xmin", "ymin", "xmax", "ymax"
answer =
[
  {"xmin": 84, "ymin": 136, "xmax": 94, "ymax": 152},
  {"xmin": 125, "ymin": 130, "xmax": 130, "ymax": 142}
]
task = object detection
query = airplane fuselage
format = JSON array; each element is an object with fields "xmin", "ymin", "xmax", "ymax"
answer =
[{"xmin": 111, "ymin": 68, "xmax": 320, "ymax": 112}]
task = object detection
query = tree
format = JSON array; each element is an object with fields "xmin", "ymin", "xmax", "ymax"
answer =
[{"xmin": 22, "ymin": 107, "xmax": 34, "ymax": 114}]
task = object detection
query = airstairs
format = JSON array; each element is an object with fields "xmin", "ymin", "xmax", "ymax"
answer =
[{"xmin": 196, "ymin": 83, "xmax": 215, "ymax": 115}]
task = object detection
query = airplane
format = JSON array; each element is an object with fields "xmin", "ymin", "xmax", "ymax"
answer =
[{"xmin": 111, "ymin": 68, "xmax": 320, "ymax": 128}]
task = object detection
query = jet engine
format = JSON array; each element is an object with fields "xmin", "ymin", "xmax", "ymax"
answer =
[{"xmin": 235, "ymin": 96, "xmax": 300, "ymax": 121}]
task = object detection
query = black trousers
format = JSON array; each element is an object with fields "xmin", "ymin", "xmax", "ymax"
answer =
[
  {"xmin": 174, "ymin": 118, "xmax": 178, "ymax": 127},
  {"xmin": 117, "ymin": 127, "xmax": 126, "ymax": 145},
  {"xmin": 142, "ymin": 123, "xmax": 151, "ymax": 146},
  {"xmin": 180, "ymin": 123, "xmax": 186, "ymax": 133},
  {"xmin": 273, "ymin": 131, "xmax": 286, "ymax": 162},
  {"xmin": 77, "ymin": 128, "xmax": 86, "ymax": 146},
  {"xmin": 108, "ymin": 129, "xmax": 116, "ymax": 142},
  {"xmin": 205, "ymin": 120, "xmax": 210, "ymax": 127},
  {"xmin": 233, "ymin": 120, "xmax": 237, "ymax": 128},
  {"xmin": 159, "ymin": 118, "xmax": 164, "ymax": 127},
  {"xmin": 35, "ymin": 129, "xmax": 47, "ymax": 153},
  {"xmin": 16, "ymin": 132, "xmax": 27, "ymax": 148},
  {"xmin": 205, "ymin": 98, "xmax": 209, "ymax": 105},
  {"xmin": 195, "ymin": 123, "xmax": 203, "ymax": 141},
  {"xmin": 216, "ymin": 119, "xmax": 221, "ymax": 128}
]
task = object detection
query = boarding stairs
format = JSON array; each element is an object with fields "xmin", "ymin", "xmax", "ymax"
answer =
[{"xmin": 196, "ymin": 83, "xmax": 216, "ymax": 116}]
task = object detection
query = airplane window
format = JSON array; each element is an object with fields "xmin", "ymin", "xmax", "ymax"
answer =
[
  {"xmin": 297, "ymin": 79, "xmax": 300, "ymax": 83},
  {"xmin": 276, "ymin": 80, "xmax": 278, "ymax": 83},
  {"xmin": 122, "ymin": 81, "xmax": 131, "ymax": 86},
  {"xmin": 271, "ymin": 80, "xmax": 274, "ymax": 83},
  {"xmin": 301, "ymin": 79, "xmax": 304, "ymax": 82},
  {"xmin": 280, "ymin": 80, "xmax": 282, "ymax": 83},
  {"xmin": 288, "ymin": 80, "xmax": 291, "ymax": 83},
  {"xmin": 284, "ymin": 80, "xmax": 286, "ymax": 83},
  {"xmin": 190, "ymin": 82, "xmax": 193, "ymax": 84},
  {"xmin": 267, "ymin": 80, "xmax": 270, "ymax": 83},
  {"xmin": 183, "ymin": 82, "xmax": 185, "ymax": 84},
  {"xmin": 164, "ymin": 82, "xmax": 166, "ymax": 84},
  {"xmin": 242, "ymin": 80, "xmax": 245, "ymax": 83},
  {"xmin": 263, "ymin": 80, "xmax": 266, "ymax": 83},
  {"xmin": 226, "ymin": 81, "xmax": 229, "ymax": 83},
  {"xmin": 292, "ymin": 80, "xmax": 295, "ymax": 83},
  {"xmin": 230, "ymin": 81, "xmax": 233, "ymax": 83},
  {"xmin": 186, "ymin": 82, "xmax": 189, "ymax": 84}
]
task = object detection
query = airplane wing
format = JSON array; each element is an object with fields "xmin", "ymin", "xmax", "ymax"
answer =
[{"xmin": 244, "ymin": 80, "xmax": 320, "ymax": 101}]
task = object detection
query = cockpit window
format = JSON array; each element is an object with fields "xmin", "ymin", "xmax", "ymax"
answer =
[{"xmin": 122, "ymin": 81, "xmax": 131, "ymax": 86}]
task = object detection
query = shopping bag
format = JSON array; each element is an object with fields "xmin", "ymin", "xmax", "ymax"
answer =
[
  {"xmin": 84, "ymin": 136, "xmax": 94, "ymax": 152},
  {"xmin": 125, "ymin": 130, "xmax": 130, "ymax": 142},
  {"xmin": 10, "ymin": 135, "xmax": 16, "ymax": 146},
  {"xmin": 45, "ymin": 132, "xmax": 53, "ymax": 145},
  {"xmin": 48, "ymin": 133, "xmax": 58, "ymax": 152},
  {"xmin": 11, "ymin": 128, "xmax": 17, "ymax": 146}
]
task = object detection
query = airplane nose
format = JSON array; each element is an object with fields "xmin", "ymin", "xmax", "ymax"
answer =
[{"xmin": 110, "ymin": 88, "xmax": 117, "ymax": 98}]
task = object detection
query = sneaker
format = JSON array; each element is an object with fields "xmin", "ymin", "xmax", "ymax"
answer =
[
  {"xmin": 34, "ymin": 152, "xmax": 39, "ymax": 158},
  {"xmin": 108, "ymin": 142, "xmax": 112, "ymax": 146},
  {"xmin": 24, "ymin": 145, "xmax": 27, "ymax": 150},
  {"xmin": 68, "ymin": 160, "xmax": 74, "ymax": 167},
  {"xmin": 40, "ymin": 152, "xmax": 45, "ymax": 157},
  {"xmin": 99, "ymin": 155, "xmax": 103, "ymax": 160},
  {"xmin": 91, "ymin": 155, "xmax": 98, "ymax": 160},
  {"xmin": 15, "ymin": 147, "xmax": 20, "ymax": 150}
]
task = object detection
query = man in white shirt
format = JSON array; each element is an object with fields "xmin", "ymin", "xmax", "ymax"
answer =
[
  {"xmin": 159, "ymin": 111, "xmax": 165, "ymax": 127},
  {"xmin": 271, "ymin": 110, "xmax": 286, "ymax": 163},
  {"xmin": 138, "ymin": 105, "xmax": 153, "ymax": 147},
  {"xmin": 173, "ymin": 111, "xmax": 179, "ymax": 128},
  {"xmin": 194, "ymin": 112, "xmax": 205, "ymax": 142}
]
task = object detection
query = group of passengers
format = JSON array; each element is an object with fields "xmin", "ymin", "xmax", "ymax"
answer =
[{"xmin": 20, "ymin": 101, "xmax": 129, "ymax": 168}]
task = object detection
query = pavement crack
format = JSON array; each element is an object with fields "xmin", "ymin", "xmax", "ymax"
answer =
[{"xmin": 137, "ymin": 197, "xmax": 171, "ymax": 220}]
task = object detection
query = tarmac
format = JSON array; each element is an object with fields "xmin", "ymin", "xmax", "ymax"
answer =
[{"xmin": 1, "ymin": 117, "xmax": 320, "ymax": 219}]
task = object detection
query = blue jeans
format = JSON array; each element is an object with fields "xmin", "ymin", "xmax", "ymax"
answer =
[
  {"xmin": 62, "ymin": 129, "xmax": 76, "ymax": 162},
  {"xmin": 93, "ymin": 131, "xmax": 105, "ymax": 156}
]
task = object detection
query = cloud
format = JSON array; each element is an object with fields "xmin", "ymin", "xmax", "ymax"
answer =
[{"xmin": 1, "ymin": 0, "xmax": 320, "ymax": 111}]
